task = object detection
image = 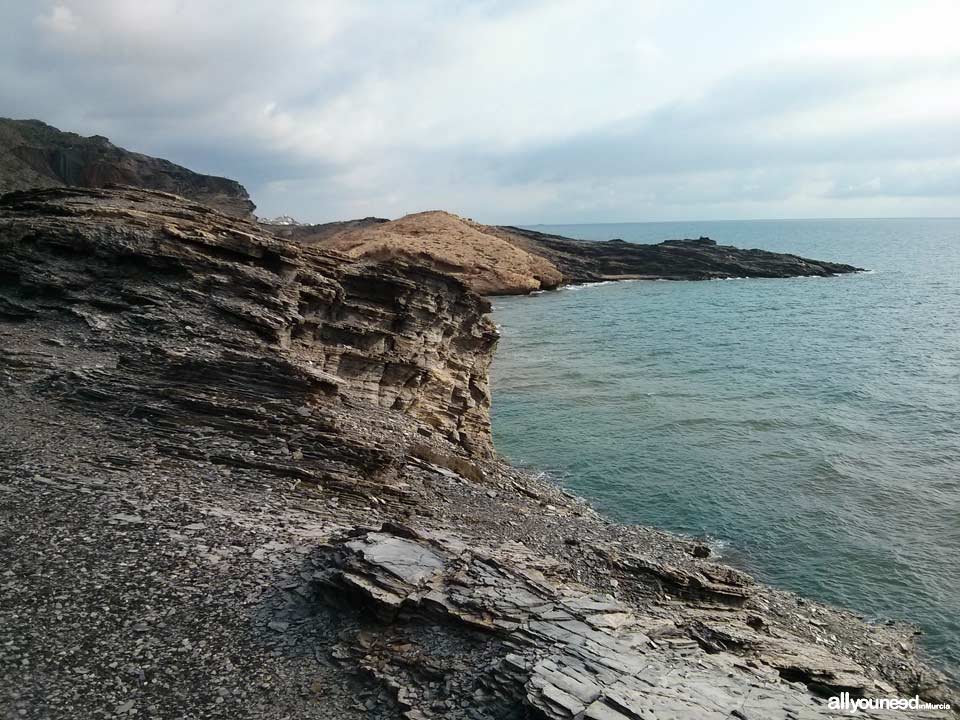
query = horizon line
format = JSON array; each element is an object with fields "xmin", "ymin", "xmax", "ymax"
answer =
[{"xmin": 516, "ymin": 215, "xmax": 960, "ymax": 227}]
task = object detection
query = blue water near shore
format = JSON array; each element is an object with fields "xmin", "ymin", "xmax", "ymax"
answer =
[{"xmin": 489, "ymin": 218, "xmax": 960, "ymax": 679}]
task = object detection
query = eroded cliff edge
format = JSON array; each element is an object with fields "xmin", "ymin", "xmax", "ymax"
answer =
[{"xmin": 0, "ymin": 188, "xmax": 953, "ymax": 720}]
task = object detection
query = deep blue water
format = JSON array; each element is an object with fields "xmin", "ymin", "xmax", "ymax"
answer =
[{"xmin": 489, "ymin": 218, "xmax": 960, "ymax": 679}]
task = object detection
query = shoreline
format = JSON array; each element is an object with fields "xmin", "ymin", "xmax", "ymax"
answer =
[
  {"xmin": 490, "ymin": 435, "xmax": 958, "ymax": 686},
  {"xmin": 485, "ymin": 267, "xmax": 875, "ymax": 299},
  {"xmin": 486, "ymin": 270, "xmax": 958, "ymax": 692}
]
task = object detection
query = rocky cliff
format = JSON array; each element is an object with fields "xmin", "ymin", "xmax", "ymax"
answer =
[
  {"xmin": 0, "ymin": 119, "xmax": 255, "ymax": 218},
  {"xmin": 0, "ymin": 187, "xmax": 495, "ymax": 457},
  {"xmin": 0, "ymin": 188, "xmax": 953, "ymax": 719}
]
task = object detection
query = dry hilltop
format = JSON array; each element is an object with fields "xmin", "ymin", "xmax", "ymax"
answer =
[
  {"xmin": 0, "ymin": 125, "xmax": 954, "ymax": 719},
  {"xmin": 277, "ymin": 210, "xmax": 564, "ymax": 295}
]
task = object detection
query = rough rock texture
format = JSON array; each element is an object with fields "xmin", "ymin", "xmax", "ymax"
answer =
[
  {"xmin": 0, "ymin": 187, "xmax": 496, "ymax": 457},
  {"xmin": 0, "ymin": 118, "xmax": 255, "ymax": 218},
  {"xmin": 317, "ymin": 526, "xmax": 953, "ymax": 719},
  {"xmin": 0, "ymin": 188, "xmax": 954, "ymax": 719},
  {"xmin": 314, "ymin": 211, "xmax": 565, "ymax": 295},
  {"xmin": 493, "ymin": 226, "xmax": 863, "ymax": 283}
]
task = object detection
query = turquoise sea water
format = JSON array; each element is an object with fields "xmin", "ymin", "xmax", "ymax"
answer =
[{"xmin": 489, "ymin": 218, "xmax": 960, "ymax": 679}]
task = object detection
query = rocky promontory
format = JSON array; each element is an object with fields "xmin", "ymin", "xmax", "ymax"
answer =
[
  {"xmin": 296, "ymin": 210, "xmax": 862, "ymax": 296},
  {"xmin": 494, "ymin": 226, "xmax": 862, "ymax": 284},
  {"xmin": 0, "ymin": 187, "xmax": 952, "ymax": 719},
  {"xmin": 0, "ymin": 119, "xmax": 255, "ymax": 219}
]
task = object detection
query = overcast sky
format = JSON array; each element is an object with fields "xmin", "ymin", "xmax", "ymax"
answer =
[{"xmin": 2, "ymin": 1, "xmax": 959, "ymax": 223}]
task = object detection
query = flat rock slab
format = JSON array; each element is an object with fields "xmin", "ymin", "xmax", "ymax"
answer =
[{"xmin": 318, "ymin": 525, "xmax": 953, "ymax": 719}]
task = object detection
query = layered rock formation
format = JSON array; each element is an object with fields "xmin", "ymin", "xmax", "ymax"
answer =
[
  {"xmin": 0, "ymin": 187, "xmax": 952, "ymax": 719},
  {"xmin": 0, "ymin": 118, "xmax": 255, "ymax": 218},
  {"xmin": 0, "ymin": 187, "xmax": 495, "ymax": 457},
  {"xmin": 316, "ymin": 525, "xmax": 952, "ymax": 719},
  {"xmin": 302, "ymin": 210, "xmax": 862, "ymax": 296}
]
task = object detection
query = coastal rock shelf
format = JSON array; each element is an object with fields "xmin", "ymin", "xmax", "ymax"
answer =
[
  {"xmin": 0, "ymin": 187, "xmax": 952, "ymax": 719},
  {"xmin": 316, "ymin": 525, "xmax": 948, "ymax": 719},
  {"xmin": 495, "ymin": 227, "xmax": 863, "ymax": 285}
]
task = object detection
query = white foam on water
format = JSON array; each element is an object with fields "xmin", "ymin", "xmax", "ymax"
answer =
[{"xmin": 560, "ymin": 280, "xmax": 616, "ymax": 292}]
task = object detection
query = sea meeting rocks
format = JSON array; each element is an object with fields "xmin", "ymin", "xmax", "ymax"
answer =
[{"xmin": 0, "ymin": 186, "xmax": 954, "ymax": 719}]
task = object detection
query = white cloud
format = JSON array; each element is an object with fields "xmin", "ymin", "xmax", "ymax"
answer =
[
  {"xmin": 1, "ymin": 0, "xmax": 958, "ymax": 222},
  {"xmin": 37, "ymin": 4, "xmax": 78, "ymax": 34}
]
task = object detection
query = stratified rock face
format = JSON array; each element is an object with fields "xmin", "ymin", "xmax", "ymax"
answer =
[
  {"xmin": 311, "ymin": 523, "xmax": 956, "ymax": 720},
  {"xmin": 0, "ymin": 118, "xmax": 256, "ymax": 218},
  {"xmin": 495, "ymin": 226, "xmax": 863, "ymax": 282},
  {"xmin": 0, "ymin": 187, "xmax": 497, "ymax": 457},
  {"xmin": 315, "ymin": 210, "xmax": 565, "ymax": 295}
]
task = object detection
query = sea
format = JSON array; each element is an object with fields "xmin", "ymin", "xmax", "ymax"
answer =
[{"xmin": 489, "ymin": 217, "xmax": 960, "ymax": 680}]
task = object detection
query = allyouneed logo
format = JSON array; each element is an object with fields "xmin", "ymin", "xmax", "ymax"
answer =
[{"xmin": 828, "ymin": 692, "xmax": 951, "ymax": 714}]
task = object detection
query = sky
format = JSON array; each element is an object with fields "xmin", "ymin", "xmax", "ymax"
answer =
[{"xmin": 1, "ymin": 0, "xmax": 959, "ymax": 224}]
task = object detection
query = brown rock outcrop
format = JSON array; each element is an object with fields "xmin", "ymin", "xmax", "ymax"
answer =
[
  {"xmin": 316, "ymin": 210, "xmax": 565, "ymax": 295},
  {"xmin": 0, "ymin": 118, "xmax": 255, "ymax": 218}
]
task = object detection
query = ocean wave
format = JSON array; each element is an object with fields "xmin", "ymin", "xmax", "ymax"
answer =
[
  {"xmin": 560, "ymin": 280, "xmax": 617, "ymax": 292},
  {"xmin": 706, "ymin": 536, "xmax": 729, "ymax": 559}
]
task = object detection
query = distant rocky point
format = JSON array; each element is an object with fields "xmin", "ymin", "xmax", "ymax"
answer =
[
  {"xmin": 0, "ymin": 118, "xmax": 255, "ymax": 218},
  {"xmin": 489, "ymin": 224, "xmax": 863, "ymax": 289},
  {"xmin": 297, "ymin": 211, "xmax": 862, "ymax": 296}
]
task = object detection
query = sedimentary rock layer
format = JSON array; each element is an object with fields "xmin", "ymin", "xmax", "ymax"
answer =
[{"xmin": 0, "ymin": 186, "xmax": 496, "ymax": 457}]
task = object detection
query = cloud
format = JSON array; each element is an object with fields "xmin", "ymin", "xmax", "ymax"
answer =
[
  {"xmin": 0, "ymin": 0, "xmax": 958, "ymax": 222},
  {"xmin": 37, "ymin": 4, "xmax": 78, "ymax": 35},
  {"xmin": 494, "ymin": 58, "xmax": 960, "ymax": 180}
]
